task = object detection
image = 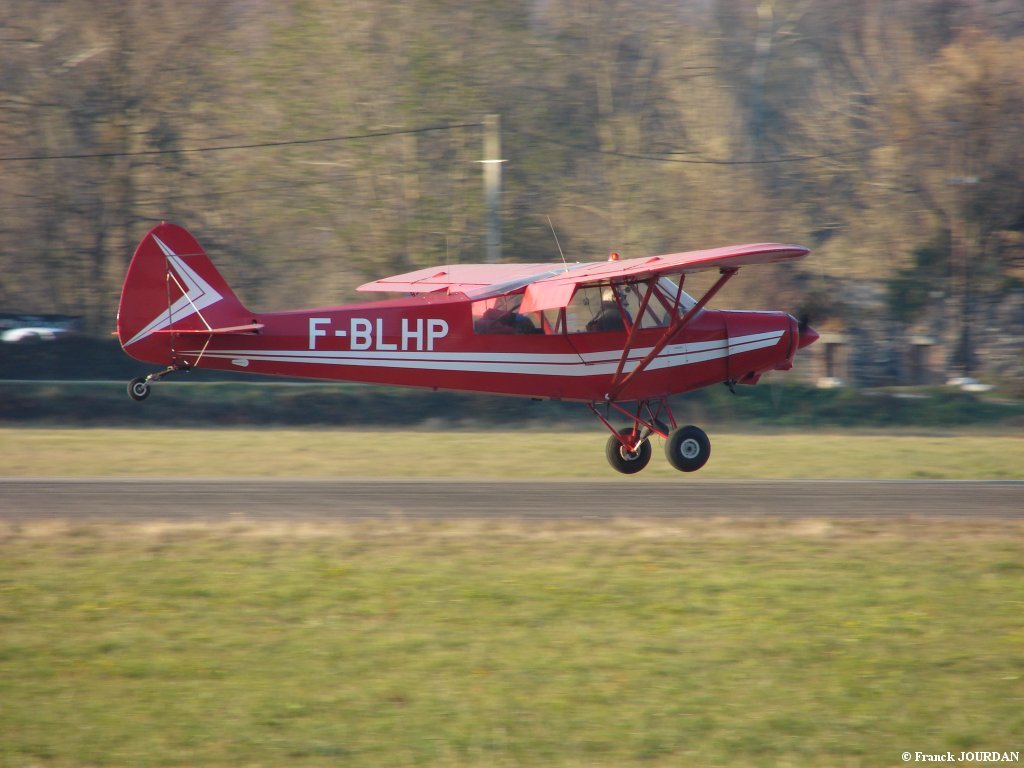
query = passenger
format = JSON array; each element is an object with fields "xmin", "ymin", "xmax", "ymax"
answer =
[
  {"xmin": 475, "ymin": 307, "xmax": 538, "ymax": 334},
  {"xmin": 475, "ymin": 307, "xmax": 518, "ymax": 334},
  {"xmin": 513, "ymin": 313, "xmax": 539, "ymax": 333}
]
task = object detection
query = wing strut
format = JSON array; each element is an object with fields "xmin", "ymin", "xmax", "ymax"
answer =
[
  {"xmin": 610, "ymin": 279, "xmax": 657, "ymax": 384},
  {"xmin": 604, "ymin": 268, "xmax": 738, "ymax": 401}
]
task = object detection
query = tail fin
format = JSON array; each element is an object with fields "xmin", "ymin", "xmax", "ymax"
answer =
[{"xmin": 117, "ymin": 222, "xmax": 255, "ymax": 365}]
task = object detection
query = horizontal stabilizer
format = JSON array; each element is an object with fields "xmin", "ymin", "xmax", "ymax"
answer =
[{"xmin": 150, "ymin": 323, "xmax": 264, "ymax": 335}]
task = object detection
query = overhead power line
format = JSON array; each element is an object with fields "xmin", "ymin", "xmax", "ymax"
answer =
[
  {"xmin": 0, "ymin": 118, "xmax": 902, "ymax": 168},
  {"xmin": 0, "ymin": 122, "xmax": 484, "ymax": 163},
  {"xmin": 511, "ymin": 129, "xmax": 908, "ymax": 166}
]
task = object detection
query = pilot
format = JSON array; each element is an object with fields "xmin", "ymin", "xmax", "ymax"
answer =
[{"xmin": 586, "ymin": 287, "xmax": 630, "ymax": 332}]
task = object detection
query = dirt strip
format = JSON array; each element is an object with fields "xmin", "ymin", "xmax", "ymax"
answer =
[{"xmin": 1, "ymin": 479, "xmax": 1021, "ymax": 521}]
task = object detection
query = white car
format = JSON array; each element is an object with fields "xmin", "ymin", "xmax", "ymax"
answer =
[{"xmin": 0, "ymin": 326, "xmax": 69, "ymax": 343}]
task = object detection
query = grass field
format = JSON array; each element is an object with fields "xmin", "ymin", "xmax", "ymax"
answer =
[
  {"xmin": 1, "ymin": 519, "xmax": 1022, "ymax": 767},
  {"xmin": 1, "ymin": 427, "xmax": 1022, "ymax": 479}
]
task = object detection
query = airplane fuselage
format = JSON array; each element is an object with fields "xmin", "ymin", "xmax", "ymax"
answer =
[{"xmin": 129, "ymin": 294, "xmax": 801, "ymax": 402}]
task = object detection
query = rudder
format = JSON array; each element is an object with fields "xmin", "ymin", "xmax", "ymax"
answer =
[{"xmin": 117, "ymin": 222, "xmax": 252, "ymax": 366}]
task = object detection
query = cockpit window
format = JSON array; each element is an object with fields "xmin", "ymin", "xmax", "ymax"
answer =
[
  {"xmin": 566, "ymin": 279, "xmax": 698, "ymax": 333},
  {"xmin": 566, "ymin": 286, "xmax": 623, "ymax": 333},
  {"xmin": 471, "ymin": 278, "xmax": 699, "ymax": 336},
  {"xmin": 472, "ymin": 293, "xmax": 544, "ymax": 334}
]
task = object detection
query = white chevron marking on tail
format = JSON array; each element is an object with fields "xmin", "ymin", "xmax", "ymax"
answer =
[{"xmin": 124, "ymin": 235, "xmax": 223, "ymax": 346}]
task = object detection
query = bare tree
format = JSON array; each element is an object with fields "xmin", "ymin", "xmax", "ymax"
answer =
[
  {"xmin": 894, "ymin": 32, "xmax": 1024, "ymax": 373},
  {"xmin": 0, "ymin": 0, "xmax": 230, "ymax": 331}
]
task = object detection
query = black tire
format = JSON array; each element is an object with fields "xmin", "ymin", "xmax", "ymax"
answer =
[
  {"xmin": 665, "ymin": 425, "xmax": 711, "ymax": 472},
  {"xmin": 605, "ymin": 428, "xmax": 652, "ymax": 474},
  {"xmin": 127, "ymin": 377, "xmax": 150, "ymax": 402}
]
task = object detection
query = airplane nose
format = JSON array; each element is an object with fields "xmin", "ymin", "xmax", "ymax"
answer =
[{"xmin": 797, "ymin": 322, "xmax": 819, "ymax": 350}]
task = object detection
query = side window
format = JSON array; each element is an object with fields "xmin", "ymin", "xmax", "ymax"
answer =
[
  {"xmin": 566, "ymin": 286, "xmax": 605, "ymax": 333},
  {"xmin": 567, "ymin": 285, "xmax": 631, "ymax": 333},
  {"xmin": 540, "ymin": 308, "xmax": 564, "ymax": 335},
  {"xmin": 472, "ymin": 294, "xmax": 543, "ymax": 334}
]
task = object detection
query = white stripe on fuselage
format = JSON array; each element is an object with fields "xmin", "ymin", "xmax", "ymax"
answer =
[{"xmin": 179, "ymin": 330, "xmax": 785, "ymax": 378}]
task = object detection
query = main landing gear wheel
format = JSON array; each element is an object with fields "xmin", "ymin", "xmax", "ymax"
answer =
[
  {"xmin": 127, "ymin": 377, "xmax": 151, "ymax": 402},
  {"xmin": 605, "ymin": 428, "xmax": 652, "ymax": 474},
  {"xmin": 665, "ymin": 425, "xmax": 711, "ymax": 473}
]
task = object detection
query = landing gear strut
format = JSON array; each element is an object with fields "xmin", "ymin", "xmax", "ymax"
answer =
[
  {"xmin": 592, "ymin": 399, "xmax": 712, "ymax": 475},
  {"xmin": 126, "ymin": 363, "xmax": 190, "ymax": 402}
]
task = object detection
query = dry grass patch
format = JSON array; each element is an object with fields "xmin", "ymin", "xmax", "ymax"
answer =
[{"xmin": 1, "ymin": 427, "xmax": 1022, "ymax": 479}]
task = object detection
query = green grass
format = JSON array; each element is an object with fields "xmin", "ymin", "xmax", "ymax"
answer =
[
  {"xmin": 1, "ymin": 427, "xmax": 1022, "ymax": 479},
  {"xmin": 1, "ymin": 519, "xmax": 1022, "ymax": 767}
]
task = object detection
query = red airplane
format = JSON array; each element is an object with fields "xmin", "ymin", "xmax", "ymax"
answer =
[{"xmin": 117, "ymin": 222, "xmax": 817, "ymax": 474}]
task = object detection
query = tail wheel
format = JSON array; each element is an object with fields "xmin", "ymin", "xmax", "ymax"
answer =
[
  {"xmin": 605, "ymin": 428, "xmax": 652, "ymax": 474},
  {"xmin": 665, "ymin": 425, "xmax": 711, "ymax": 472},
  {"xmin": 127, "ymin": 377, "xmax": 151, "ymax": 402}
]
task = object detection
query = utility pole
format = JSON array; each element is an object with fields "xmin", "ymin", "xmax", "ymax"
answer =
[
  {"xmin": 481, "ymin": 114, "xmax": 503, "ymax": 263},
  {"xmin": 947, "ymin": 173, "xmax": 979, "ymax": 376}
]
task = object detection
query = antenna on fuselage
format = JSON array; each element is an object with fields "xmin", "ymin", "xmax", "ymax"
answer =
[{"xmin": 547, "ymin": 215, "xmax": 569, "ymax": 272}]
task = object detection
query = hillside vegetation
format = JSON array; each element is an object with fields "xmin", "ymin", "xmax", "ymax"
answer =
[{"xmin": 1, "ymin": 1, "xmax": 1022, "ymax": 376}]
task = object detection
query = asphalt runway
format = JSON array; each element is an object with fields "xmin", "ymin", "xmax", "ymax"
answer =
[{"xmin": 0, "ymin": 479, "xmax": 1021, "ymax": 520}]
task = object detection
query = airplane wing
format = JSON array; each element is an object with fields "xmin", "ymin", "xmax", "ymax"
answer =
[
  {"xmin": 358, "ymin": 243, "xmax": 808, "ymax": 313},
  {"xmin": 514, "ymin": 243, "xmax": 809, "ymax": 312},
  {"xmin": 357, "ymin": 262, "xmax": 568, "ymax": 295}
]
